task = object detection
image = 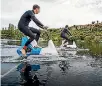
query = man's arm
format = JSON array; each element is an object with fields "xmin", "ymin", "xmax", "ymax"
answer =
[
  {"xmin": 66, "ymin": 29, "xmax": 72, "ymax": 36},
  {"xmin": 29, "ymin": 11, "xmax": 44, "ymax": 28},
  {"xmin": 31, "ymin": 15, "xmax": 44, "ymax": 28}
]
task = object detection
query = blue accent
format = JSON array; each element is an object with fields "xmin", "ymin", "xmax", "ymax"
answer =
[
  {"xmin": 17, "ymin": 63, "xmax": 24, "ymax": 71},
  {"xmin": 21, "ymin": 37, "xmax": 28, "ymax": 46},
  {"xmin": 32, "ymin": 64, "xmax": 40, "ymax": 71},
  {"xmin": 17, "ymin": 37, "xmax": 42, "ymax": 56},
  {"xmin": 17, "ymin": 63, "xmax": 40, "ymax": 71},
  {"xmin": 21, "ymin": 37, "xmax": 33, "ymax": 49},
  {"xmin": 17, "ymin": 46, "xmax": 24, "ymax": 56},
  {"xmin": 30, "ymin": 48, "xmax": 41, "ymax": 55}
]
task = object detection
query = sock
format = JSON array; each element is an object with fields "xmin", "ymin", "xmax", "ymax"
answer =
[{"xmin": 23, "ymin": 46, "xmax": 27, "ymax": 50}]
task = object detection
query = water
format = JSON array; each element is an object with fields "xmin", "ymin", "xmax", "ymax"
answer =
[{"xmin": 1, "ymin": 40, "xmax": 102, "ymax": 86}]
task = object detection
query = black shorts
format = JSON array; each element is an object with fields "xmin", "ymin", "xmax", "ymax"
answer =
[
  {"xmin": 18, "ymin": 26, "xmax": 40, "ymax": 39},
  {"xmin": 61, "ymin": 32, "xmax": 69, "ymax": 41}
]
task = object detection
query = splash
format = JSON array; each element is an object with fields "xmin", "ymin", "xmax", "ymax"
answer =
[
  {"xmin": 40, "ymin": 40, "xmax": 58, "ymax": 56},
  {"xmin": 61, "ymin": 40, "xmax": 77, "ymax": 48}
]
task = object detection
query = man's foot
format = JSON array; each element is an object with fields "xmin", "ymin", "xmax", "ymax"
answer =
[
  {"xmin": 21, "ymin": 49, "xmax": 26, "ymax": 56},
  {"xmin": 63, "ymin": 45, "xmax": 67, "ymax": 47}
]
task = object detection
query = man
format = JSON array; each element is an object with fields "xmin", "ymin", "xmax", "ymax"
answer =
[
  {"xmin": 18, "ymin": 4, "xmax": 48, "ymax": 56},
  {"xmin": 60, "ymin": 25, "xmax": 72, "ymax": 46}
]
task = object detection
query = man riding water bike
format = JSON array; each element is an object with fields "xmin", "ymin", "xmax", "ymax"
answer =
[
  {"xmin": 18, "ymin": 4, "xmax": 48, "ymax": 56},
  {"xmin": 60, "ymin": 25, "xmax": 72, "ymax": 46}
]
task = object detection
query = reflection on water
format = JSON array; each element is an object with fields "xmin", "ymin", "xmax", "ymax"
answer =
[
  {"xmin": 17, "ymin": 62, "xmax": 45, "ymax": 86},
  {"xmin": 89, "ymin": 58, "xmax": 102, "ymax": 68},
  {"xmin": 1, "ymin": 40, "xmax": 102, "ymax": 86},
  {"xmin": 59, "ymin": 61, "xmax": 70, "ymax": 74}
]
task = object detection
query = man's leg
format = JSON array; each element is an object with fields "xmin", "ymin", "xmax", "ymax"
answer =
[
  {"xmin": 19, "ymin": 26, "xmax": 36, "ymax": 56},
  {"xmin": 63, "ymin": 37, "xmax": 70, "ymax": 45},
  {"xmin": 30, "ymin": 27, "xmax": 41, "ymax": 42},
  {"xmin": 61, "ymin": 33, "xmax": 70, "ymax": 44}
]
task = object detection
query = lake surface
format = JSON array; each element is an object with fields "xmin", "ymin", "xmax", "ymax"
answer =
[{"xmin": 1, "ymin": 40, "xmax": 102, "ymax": 86}]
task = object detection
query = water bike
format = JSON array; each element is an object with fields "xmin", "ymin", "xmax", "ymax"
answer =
[
  {"xmin": 17, "ymin": 37, "xmax": 58, "ymax": 57},
  {"xmin": 59, "ymin": 40, "xmax": 77, "ymax": 51},
  {"xmin": 59, "ymin": 40, "xmax": 89, "ymax": 52}
]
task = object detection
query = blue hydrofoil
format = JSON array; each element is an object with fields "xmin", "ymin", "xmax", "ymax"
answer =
[{"xmin": 17, "ymin": 37, "xmax": 41, "ymax": 57}]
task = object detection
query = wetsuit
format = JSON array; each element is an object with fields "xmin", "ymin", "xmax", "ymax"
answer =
[
  {"xmin": 60, "ymin": 27, "xmax": 71, "ymax": 42},
  {"xmin": 18, "ymin": 10, "xmax": 44, "ymax": 48}
]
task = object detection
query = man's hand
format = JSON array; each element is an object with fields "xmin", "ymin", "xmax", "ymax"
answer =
[{"xmin": 43, "ymin": 26, "xmax": 48, "ymax": 29}]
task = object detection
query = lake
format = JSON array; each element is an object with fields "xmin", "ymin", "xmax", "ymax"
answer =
[{"xmin": 1, "ymin": 39, "xmax": 102, "ymax": 86}]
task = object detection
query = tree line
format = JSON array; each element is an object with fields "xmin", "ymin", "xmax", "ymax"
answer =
[{"xmin": 1, "ymin": 22, "xmax": 102, "ymax": 57}]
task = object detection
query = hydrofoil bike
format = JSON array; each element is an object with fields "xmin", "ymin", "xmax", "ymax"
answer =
[{"xmin": 17, "ymin": 37, "xmax": 58, "ymax": 58}]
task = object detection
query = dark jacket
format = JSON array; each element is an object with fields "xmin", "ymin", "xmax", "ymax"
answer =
[
  {"xmin": 61, "ymin": 27, "xmax": 71, "ymax": 36},
  {"xmin": 18, "ymin": 10, "xmax": 44, "ymax": 28}
]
